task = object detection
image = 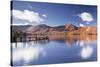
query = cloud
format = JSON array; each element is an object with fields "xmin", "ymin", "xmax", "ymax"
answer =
[
  {"xmin": 12, "ymin": 9, "xmax": 45, "ymax": 25},
  {"xmin": 42, "ymin": 14, "xmax": 47, "ymax": 18},
  {"xmin": 78, "ymin": 12, "xmax": 93, "ymax": 23},
  {"xmin": 80, "ymin": 46, "xmax": 93, "ymax": 59},
  {"xmin": 12, "ymin": 23, "xmax": 29, "ymax": 26},
  {"xmin": 79, "ymin": 23, "xmax": 85, "ymax": 27}
]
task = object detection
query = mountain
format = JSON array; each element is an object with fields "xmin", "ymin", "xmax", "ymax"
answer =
[
  {"xmin": 11, "ymin": 25, "xmax": 32, "ymax": 32},
  {"xmin": 26, "ymin": 24, "xmax": 51, "ymax": 33},
  {"xmin": 65, "ymin": 24, "xmax": 78, "ymax": 31},
  {"xmin": 26, "ymin": 24, "xmax": 78, "ymax": 33},
  {"xmin": 11, "ymin": 24, "xmax": 97, "ymax": 35},
  {"xmin": 50, "ymin": 25, "xmax": 66, "ymax": 32},
  {"xmin": 78, "ymin": 26, "xmax": 97, "ymax": 34}
]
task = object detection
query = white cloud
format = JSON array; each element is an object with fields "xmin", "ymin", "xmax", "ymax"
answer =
[
  {"xmin": 79, "ymin": 12, "xmax": 93, "ymax": 23},
  {"xmin": 12, "ymin": 9, "xmax": 44, "ymax": 25},
  {"xmin": 79, "ymin": 23, "xmax": 85, "ymax": 27},
  {"xmin": 11, "ymin": 23, "xmax": 29, "ymax": 26},
  {"xmin": 80, "ymin": 46, "xmax": 93, "ymax": 59},
  {"xmin": 42, "ymin": 14, "xmax": 47, "ymax": 18}
]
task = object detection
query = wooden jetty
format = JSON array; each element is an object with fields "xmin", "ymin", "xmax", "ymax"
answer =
[{"xmin": 15, "ymin": 33, "xmax": 49, "ymax": 42}]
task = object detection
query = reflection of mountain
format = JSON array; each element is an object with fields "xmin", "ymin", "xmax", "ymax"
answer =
[
  {"xmin": 65, "ymin": 35, "xmax": 97, "ymax": 46},
  {"xmin": 11, "ymin": 24, "xmax": 97, "ymax": 44},
  {"xmin": 49, "ymin": 35, "xmax": 97, "ymax": 47}
]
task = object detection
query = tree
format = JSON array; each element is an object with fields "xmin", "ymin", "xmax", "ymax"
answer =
[{"xmin": 11, "ymin": 28, "xmax": 23, "ymax": 42}]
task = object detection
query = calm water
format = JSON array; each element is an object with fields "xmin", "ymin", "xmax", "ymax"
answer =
[{"xmin": 11, "ymin": 35, "xmax": 97, "ymax": 66}]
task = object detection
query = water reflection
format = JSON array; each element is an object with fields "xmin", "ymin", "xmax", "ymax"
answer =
[
  {"xmin": 11, "ymin": 35, "xmax": 97, "ymax": 66},
  {"xmin": 49, "ymin": 35, "xmax": 96, "ymax": 47},
  {"xmin": 12, "ymin": 39, "xmax": 49, "ymax": 48},
  {"xmin": 80, "ymin": 46, "xmax": 93, "ymax": 59},
  {"xmin": 12, "ymin": 43, "xmax": 46, "ymax": 65}
]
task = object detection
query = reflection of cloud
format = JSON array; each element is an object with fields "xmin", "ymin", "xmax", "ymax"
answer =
[
  {"xmin": 80, "ymin": 46, "xmax": 93, "ymax": 59},
  {"xmin": 80, "ymin": 41, "xmax": 84, "ymax": 47},
  {"xmin": 13, "ymin": 46, "xmax": 46, "ymax": 63}
]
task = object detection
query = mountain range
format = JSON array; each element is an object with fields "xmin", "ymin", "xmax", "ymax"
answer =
[{"xmin": 11, "ymin": 24, "xmax": 97, "ymax": 34}]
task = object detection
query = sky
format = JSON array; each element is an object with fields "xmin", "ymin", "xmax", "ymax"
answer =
[{"xmin": 11, "ymin": 1, "xmax": 97, "ymax": 27}]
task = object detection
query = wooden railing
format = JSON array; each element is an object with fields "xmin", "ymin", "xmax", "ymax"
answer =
[{"xmin": 13, "ymin": 33, "xmax": 49, "ymax": 42}]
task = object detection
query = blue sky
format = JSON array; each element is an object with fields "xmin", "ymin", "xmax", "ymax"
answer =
[{"xmin": 11, "ymin": 1, "xmax": 97, "ymax": 27}]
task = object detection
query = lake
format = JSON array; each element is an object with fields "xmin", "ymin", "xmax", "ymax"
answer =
[{"xmin": 11, "ymin": 35, "xmax": 97, "ymax": 66}]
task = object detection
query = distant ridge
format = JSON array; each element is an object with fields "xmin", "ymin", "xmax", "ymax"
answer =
[{"xmin": 11, "ymin": 24, "xmax": 97, "ymax": 34}]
